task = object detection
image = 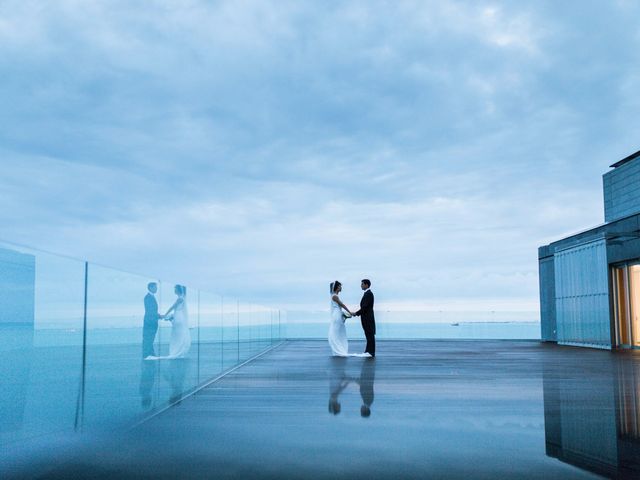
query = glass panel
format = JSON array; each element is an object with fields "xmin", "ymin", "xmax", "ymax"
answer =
[
  {"xmin": 252, "ymin": 304, "xmax": 261, "ymax": 356},
  {"xmin": 155, "ymin": 282, "xmax": 199, "ymax": 405},
  {"xmin": 270, "ymin": 309, "xmax": 276, "ymax": 344},
  {"xmin": 279, "ymin": 310, "xmax": 286, "ymax": 340},
  {"xmin": 0, "ymin": 244, "xmax": 85, "ymax": 445},
  {"xmin": 630, "ymin": 265, "xmax": 640, "ymax": 347},
  {"xmin": 258, "ymin": 307, "xmax": 271, "ymax": 351},
  {"xmin": 0, "ymin": 241, "xmax": 285, "ymax": 448},
  {"xmin": 83, "ymin": 265, "xmax": 159, "ymax": 428},
  {"xmin": 238, "ymin": 302, "xmax": 253, "ymax": 361},
  {"xmin": 222, "ymin": 297, "xmax": 239, "ymax": 369},
  {"xmin": 199, "ymin": 291, "xmax": 223, "ymax": 381},
  {"xmin": 156, "ymin": 281, "xmax": 174, "ymax": 358}
]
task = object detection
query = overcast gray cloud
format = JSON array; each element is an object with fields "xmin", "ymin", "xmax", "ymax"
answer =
[{"xmin": 1, "ymin": 0, "xmax": 639, "ymax": 310}]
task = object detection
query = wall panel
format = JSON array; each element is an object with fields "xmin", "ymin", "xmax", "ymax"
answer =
[{"xmin": 554, "ymin": 239, "xmax": 611, "ymax": 348}]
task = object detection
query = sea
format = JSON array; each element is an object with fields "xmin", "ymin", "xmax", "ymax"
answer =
[{"xmin": 286, "ymin": 310, "xmax": 540, "ymax": 340}]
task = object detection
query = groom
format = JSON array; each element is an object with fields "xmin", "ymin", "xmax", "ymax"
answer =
[
  {"xmin": 142, "ymin": 282, "xmax": 162, "ymax": 358},
  {"xmin": 354, "ymin": 279, "xmax": 376, "ymax": 358}
]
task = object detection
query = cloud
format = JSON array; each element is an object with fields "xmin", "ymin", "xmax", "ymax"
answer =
[{"xmin": 1, "ymin": 0, "xmax": 639, "ymax": 311}]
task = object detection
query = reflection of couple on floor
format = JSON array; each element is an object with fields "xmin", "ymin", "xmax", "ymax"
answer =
[
  {"xmin": 142, "ymin": 282, "xmax": 191, "ymax": 360},
  {"xmin": 328, "ymin": 357, "xmax": 375, "ymax": 417}
]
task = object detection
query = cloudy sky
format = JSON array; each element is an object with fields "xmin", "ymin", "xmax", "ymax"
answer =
[{"xmin": 1, "ymin": 0, "xmax": 639, "ymax": 311}]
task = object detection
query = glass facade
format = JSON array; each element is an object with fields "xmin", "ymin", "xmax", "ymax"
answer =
[{"xmin": 613, "ymin": 262, "xmax": 640, "ymax": 348}]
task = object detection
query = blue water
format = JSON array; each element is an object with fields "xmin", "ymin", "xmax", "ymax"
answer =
[
  {"xmin": 286, "ymin": 321, "xmax": 541, "ymax": 339},
  {"xmin": 29, "ymin": 326, "xmax": 276, "ymax": 346},
  {"xmin": 25, "ymin": 321, "xmax": 540, "ymax": 346}
]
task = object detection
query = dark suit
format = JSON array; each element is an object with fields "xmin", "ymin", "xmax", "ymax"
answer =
[
  {"xmin": 355, "ymin": 289, "xmax": 376, "ymax": 357},
  {"xmin": 142, "ymin": 293, "xmax": 160, "ymax": 358}
]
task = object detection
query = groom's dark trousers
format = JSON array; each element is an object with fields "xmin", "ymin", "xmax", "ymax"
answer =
[
  {"xmin": 356, "ymin": 290, "xmax": 376, "ymax": 357},
  {"xmin": 142, "ymin": 293, "xmax": 160, "ymax": 358}
]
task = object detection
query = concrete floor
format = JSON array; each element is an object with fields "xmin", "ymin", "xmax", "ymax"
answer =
[{"xmin": 4, "ymin": 340, "xmax": 640, "ymax": 479}]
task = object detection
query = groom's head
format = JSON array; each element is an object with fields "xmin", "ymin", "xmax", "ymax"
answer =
[
  {"xmin": 147, "ymin": 282, "xmax": 158, "ymax": 294},
  {"xmin": 361, "ymin": 279, "xmax": 371, "ymax": 290}
]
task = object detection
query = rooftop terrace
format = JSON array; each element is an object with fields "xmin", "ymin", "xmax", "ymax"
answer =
[{"xmin": 4, "ymin": 339, "xmax": 640, "ymax": 479}]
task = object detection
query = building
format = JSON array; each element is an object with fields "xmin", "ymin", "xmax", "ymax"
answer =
[{"xmin": 539, "ymin": 149, "xmax": 640, "ymax": 349}]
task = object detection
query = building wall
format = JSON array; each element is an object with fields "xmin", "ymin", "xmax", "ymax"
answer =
[
  {"xmin": 554, "ymin": 239, "xmax": 611, "ymax": 348},
  {"xmin": 539, "ymin": 249, "xmax": 557, "ymax": 342},
  {"xmin": 606, "ymin": 214, "xmax": 640, "ymax": 265},
  {"xmin": 604, "ymin": 158, "xmax": 640, "ymax": 223}
]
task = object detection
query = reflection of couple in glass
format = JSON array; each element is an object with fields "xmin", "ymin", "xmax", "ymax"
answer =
[
  {"xmin": 143, "ymin": 283, "xmax": 191, "ymax": 360},
  {"xmin": 328, "ymin": 357, "xmax": 375, "ymax": 417}
]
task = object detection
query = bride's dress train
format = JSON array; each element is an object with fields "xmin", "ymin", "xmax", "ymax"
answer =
[{"xmin": 145, "ymin": 299, "xmax": 191, "ymax": 360}]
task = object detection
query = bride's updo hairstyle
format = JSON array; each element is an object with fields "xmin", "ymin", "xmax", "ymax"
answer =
[
  {"xmin": 175, "ymin": 284, "xmax": 187, "ymax": 296},
  {"xmin": 330, "ymin": 281, "xmax": 342, "ymax": 293}
]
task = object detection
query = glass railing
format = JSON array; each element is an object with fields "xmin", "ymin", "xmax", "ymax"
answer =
[{"xmin": 0, "ymin": 241, "xmax": 286, "ymax": 447}]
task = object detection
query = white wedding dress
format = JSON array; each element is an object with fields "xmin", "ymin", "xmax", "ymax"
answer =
[
  {"xmin": 328, "ymin": 295, "xmax": 350, "ymax": 357},
  {"xmin": 146, "ymin": 297, "xmax": 191, "ymax": 360}
]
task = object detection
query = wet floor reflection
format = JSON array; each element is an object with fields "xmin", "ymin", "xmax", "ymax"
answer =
[
  {"xmin": 358, "ymin": 359, "xmax": 375, "ymax": 417},
  {"xmin": 543, "ymin": 349, "xmax": 640, "ymax": 478},
  {"xmin": 328, "ymin": 358, "xmax": 349, "ymax": 415},
  {"xmin": 328, "ymin": 357, "xmax": 376, "ymax": 417},
  {"xmin": 8, "ymin": 340, "xmax": 640, "ymax": 479}
]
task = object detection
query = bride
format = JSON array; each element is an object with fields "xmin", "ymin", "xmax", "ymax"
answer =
[
  {"xmin": 328, "ymin": 281, "xmax": 354, "ymax": 357},
  {"xmin": 145, "ymin": 284, "xmax": 191, "ymax": 360}
]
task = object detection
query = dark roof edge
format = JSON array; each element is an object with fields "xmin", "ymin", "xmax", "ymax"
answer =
[{"xmin": 610, "ymin": 148, "xmax": 640, "ymax": 168}]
